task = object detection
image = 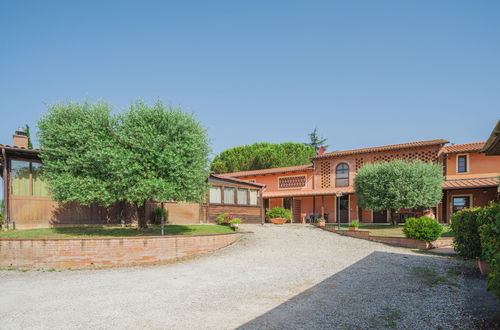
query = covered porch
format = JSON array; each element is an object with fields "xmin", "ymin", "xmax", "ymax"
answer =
[{"xmin": 263, "ymin": 188, "xmax": 363, "ymax": 224}]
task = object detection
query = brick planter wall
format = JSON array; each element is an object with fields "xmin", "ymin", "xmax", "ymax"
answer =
[
  {"xmin": 0, "ymin": 232, "xmax": 243, "ymax": 268},
  {"xmin": 320, "ymin": 226, "xmax": 450, "ymax": 249}
]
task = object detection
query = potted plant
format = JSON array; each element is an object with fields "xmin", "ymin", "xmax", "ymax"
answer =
[
  {"xmin": 348, "ymin": 220, "xmax": 360, "ymax": 231},
  {"xmin": 230, "ymin": 218, "xmax": 242, "ymax": 230},
  {"xmin": 266, "ymin": 207, "xmax": 291, "ymax": 225},
  {"xmin": 316, "ymin": 217, "xmax": 326, "ymax": 227},
  {"xmin": 216, "ymin": 213, "xmax": 237, "ymax": 226}
]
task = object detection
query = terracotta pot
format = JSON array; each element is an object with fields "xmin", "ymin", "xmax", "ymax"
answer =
[
  {"xmin": 270, "ymin": 218, "xmax": 288, "ymax": 225},
  {"xmin": 317, "ymin": 221, "xmax": 326, "ymax": 227},
  {"xmin": 349, "ymin": 226, "xmax": 358, "ymax": 231},
  {"xmin": 478, "ymin": 260, "xmax": 491, "ymax": 275}
]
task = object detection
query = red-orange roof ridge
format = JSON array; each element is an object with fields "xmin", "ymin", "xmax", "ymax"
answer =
[
  {"xmin": 220, "ymin": 164, "xmax": 314, "ymax": 178},
  {"xmin": 440, "ymin": 142, "xmax": 485, "ymax": 154},
  {"xmin": 314, "ymin": 139, "xmax": 449, "ymax": 159}
]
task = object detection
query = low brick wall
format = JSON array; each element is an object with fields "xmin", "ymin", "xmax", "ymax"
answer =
[
  {"xmin": 0, "ymin": 232, "xmax": 243, "ymax": 268},
  {"xmin": 320, "ymin": 226, "xmax": 451, "ymax": 249}
]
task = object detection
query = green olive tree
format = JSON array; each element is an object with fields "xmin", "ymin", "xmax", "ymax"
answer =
[
  {"xmin": 354, "ymin": 159, "xmax": 444, "ymax": 225},
  {"xmin": 38, "ymin": 100, "xmax": 210, "ymax": 228}
]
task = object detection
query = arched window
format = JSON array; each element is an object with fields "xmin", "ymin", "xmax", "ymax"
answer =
[{"xmin": 335, "ymin": 163, "xmax": 349, "ymax": 187}]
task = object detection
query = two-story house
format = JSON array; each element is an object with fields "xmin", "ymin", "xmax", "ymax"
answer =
[{"xmin": 222, "ymin": 139, "xmax": 500, "ymax": 224}]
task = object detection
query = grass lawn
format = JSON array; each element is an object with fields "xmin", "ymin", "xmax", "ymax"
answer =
[
  {"xmin": 326, "ymin": 223, "xmax": 453, "ymax": 238},
  {"xmin": 0, "ymin": 224, "xmax": 235, "ymax": 239}
]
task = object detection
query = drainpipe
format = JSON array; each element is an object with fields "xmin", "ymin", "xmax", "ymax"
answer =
[{"xmin": 1, "ymin": 147, "xmax": 9, "ymax": 228}]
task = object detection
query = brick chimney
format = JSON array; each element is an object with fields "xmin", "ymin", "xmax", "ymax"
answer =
[{"xmin": 13, "ymin": 127, "xmax": 29, "ymax": 149}]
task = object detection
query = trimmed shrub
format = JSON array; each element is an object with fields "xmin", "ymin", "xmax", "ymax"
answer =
[
  {"xmin": 478, "ymin": 203, "xmax": 500, "ymax": 299},
  {"xmin": 0, "ymin": 213, "xmax": 3, "ymax": 227},
  {"xmin": 349, "ymin": 220, "xmax": 360, "ymax": 227},
  {"xmin": 216, "ymin": 213, "xmax": 237, "ymax": 225},
  {"xmin": 266, "ymin": 207, "xmax": 291, "ymax": 221},
  {"xmin": 480, "ymin": 219, "xmax": 500, "ymax": 299},
  {"xmin": 451, "ymin": 203, "xmax": 498, "ymax": 259},
  {"xmin": 151, "ymin": 207, "xmax": 168, "ymax": 225},
  {"xmin": 403, "ymin": 216, "xmax": 442, "ymax": 241}
]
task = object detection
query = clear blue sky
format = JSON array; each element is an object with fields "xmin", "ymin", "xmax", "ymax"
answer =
[{"xmin": 1, "ymin": 0, "xmax": 499, "ymax": 156}]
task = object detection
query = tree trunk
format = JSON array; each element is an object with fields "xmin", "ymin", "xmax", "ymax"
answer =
[
  {"xmin": 390, "ymin": 209, "xmax": 399, "ymax": 226},
  {"xmin": 136, "ymin": 202, "xmax": 147, "ymax": 229}
]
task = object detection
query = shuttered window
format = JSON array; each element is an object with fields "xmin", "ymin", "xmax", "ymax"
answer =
[
  {"xmin": 209, "ymin": 187, "xmax": 222, "ymax": 203},
  {"xmin": 237, "ymin": 188, "xmax": 248, "ymax": 205},
  {"xmin": 249, "ymin": 190, "xmax": 258, "ymax": 205},
  {"xmin": 224, "ymin": 187, "xmax": 235, "ymax": 204}
]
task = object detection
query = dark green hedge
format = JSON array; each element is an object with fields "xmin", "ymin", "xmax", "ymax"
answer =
[
  {"xmin": 403, "ymin": 216, "xmax": 442, "ymax": 241},
  {"xmin": 479, "ymin": 204, "xmax": 500, "ymax": 299},
  {"xmin": 451, "ymin": 202, "xmax": 499, "ymax": 259}
]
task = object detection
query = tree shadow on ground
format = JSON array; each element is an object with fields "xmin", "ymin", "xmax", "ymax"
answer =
[{"xmin": 238, "ymin": 251, "xmax": 499, "ymax": 329}]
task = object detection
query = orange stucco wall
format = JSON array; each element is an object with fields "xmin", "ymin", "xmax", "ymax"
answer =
[
  {"xmin": 445, "ymin": 187, "xmax": 498, "ymax": 223},
  {"xmin": 313, "ymin": 144, "xmax": 442, "ymax": 190},
  {"xmin": 238, "ymin": 171, "xmax": 313, "ymax": 193},
  {"xmin": 445, "ymin": 152, "xmax": 500, "ymax": 180}
]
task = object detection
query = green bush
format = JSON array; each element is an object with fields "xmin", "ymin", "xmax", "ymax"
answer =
[
  {"xmin": 403, "ymin": 216, "xmax": 442, "ymax": 241},
  {"xmin": 451, "ymin": 203, "xmax": 499, "ymax": 259},
  {"xmin": 349, "ymin": 220, "xmax": 360, "ymax": 227},
  {"xmin": 480, "ymin": 219, "xmax": 500, "ymax": 299},
  {"xmin": 0, "ymin": 213, "xmax": 3, "ymax": 227},
  {"xmin": 478, "ymin": 203, "xmax": 500, "ymax": 299},
  {"xmin": 266, "ymin": 207, "xmax": 291, "ymax": 220},
  {"xmin": 151, "ymin": 207, "xmax": 168, "ymax": 225},
  {"xmin": 230, "ymin": 218, "xmax": 242, "ymax": 224},
  {"xmin": 216, "ymin": 213, "xmax": 237, "ymax": 225}
]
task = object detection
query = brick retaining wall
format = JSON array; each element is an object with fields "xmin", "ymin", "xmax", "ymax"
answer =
[
  {"xmin": 320, "ymin": 226, "xmax": 452, "ymax": 249},
  {"xmin": 0, "ymin": 232, "xmax": 243, "ymax": 268}
]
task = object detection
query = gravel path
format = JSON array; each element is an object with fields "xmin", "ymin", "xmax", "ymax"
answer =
[{"xmin": 0, "ymin": 225, "xmax": 497, "ymax": 329}]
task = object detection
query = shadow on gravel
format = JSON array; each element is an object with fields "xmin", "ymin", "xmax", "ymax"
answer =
[{"xmin": 238, "ymin": 251, "xmax": 499, "ymax": 329}]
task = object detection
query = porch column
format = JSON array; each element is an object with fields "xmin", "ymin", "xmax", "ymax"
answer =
[
  {"xmin": 1, "ymin": 148, "xmax": 8, "ymax": 226},
  {"xmin": 321, "ymin": 195, "xmax": 325, "ymax": 218}
]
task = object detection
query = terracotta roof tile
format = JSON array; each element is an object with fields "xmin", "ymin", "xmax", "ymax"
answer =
[
  {"xmin": 0, "ymin": 144, "xmax": 41, "ymax": 152},
  {"xmin": 442, "ymin": 177, "xmax": 499, "ymax": 189},
  {"xmin": 263, "ymin": 187, "xmax": 354, "ymax": 198},
  {"xmin": 314, "ymin": 139, "xmax": 449, "ymax": 159},
  {"xmin": 440, "ymin": 142, "xmax": 485, "ymax": 154},
  {"xmin": 209, "ymin": 174, "xmax": 266, "ymax": 187},
  {"xmin": 220, "ymin": 164, "xmax": 314, "ymax": 178}
]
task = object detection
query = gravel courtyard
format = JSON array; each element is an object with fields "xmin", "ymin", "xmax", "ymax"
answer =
[{"xmin": 0, "ymin": 225, "xmax": 498, "ymax": 329}]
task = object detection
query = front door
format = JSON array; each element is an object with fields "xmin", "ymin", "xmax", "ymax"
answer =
[
  {"xmin": 293, "ymin": 199, "xmax": 301, "ymax": 223},
  {"xmin": 337, "ymin": 195, "xmax": 349, "ymax": 223}
]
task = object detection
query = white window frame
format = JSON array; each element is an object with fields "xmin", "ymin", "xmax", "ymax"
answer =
[
  {"xmin": 237, "ymin": 188, "xmax": 248, "ymax": 205},
  {"xmin": 456, "ymin": 153, "xmax": 469, "ymax": 174},
  {"xmin": 249, "ymin": 190, "xmax": 258, "ymax": 205}
]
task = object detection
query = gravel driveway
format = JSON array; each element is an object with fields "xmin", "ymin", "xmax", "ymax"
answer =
[{"xmin": 0, "ymin": 225, "xmax": 498, "ymax": 329}]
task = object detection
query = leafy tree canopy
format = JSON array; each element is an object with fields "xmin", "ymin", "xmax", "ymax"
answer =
[
  {"xmin": 305, "ymin": 128, "xmax": 329, "ymax": 151},
  {"xmin": 354, "ymin": 159, "xmax": 444, "ymax": 223},
  {"xmin": 38, "ymin": 100, "xmax": 210, "ymax": 228},
  {"xmin": 211, "ymin": 142, "xmax": 315, "ymax": 174}
]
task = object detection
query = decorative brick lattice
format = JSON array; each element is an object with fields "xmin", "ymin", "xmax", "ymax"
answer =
[
  {"xmin": 279, "ymin": 175, "xmax": 307, "ymax": 189},
  {"xmin": 373, "ymin": 150, "xmax": 439, "ymax": 163},
  {"xmin": 319, "ymin": 162, "xmax": 331, "ymax": 188},
  {"xmin": 355, "ymin": 158, "xmax": 364, "ymax": 171}
]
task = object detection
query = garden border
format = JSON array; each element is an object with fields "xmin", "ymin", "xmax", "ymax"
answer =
[
  {"xmin": 318, "ymin": 225, "xmax": 452, "ymax": 249},
  {"xmin": 0, "ymin": 232, "xmax": 246, "ymax": 269}
]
